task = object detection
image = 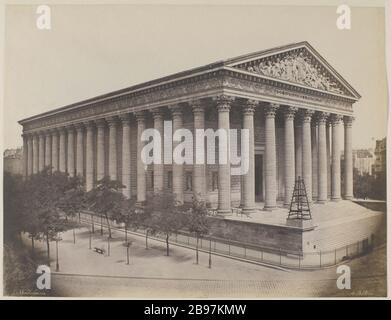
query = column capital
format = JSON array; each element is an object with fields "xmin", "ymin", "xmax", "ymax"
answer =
[
  {"xmin": 95, "ymin": 118, "xmax": 106, "ymax": 128},
  {"xmin": 74, "ymin": 123, "xmax": 84, "ymax": 132},
  {"xmin": 83, "ymin": 120, "xmax": 95, "ymax": 130},
  {"xmin": 243, "ymin": 100, "xmax": 257, "ymax": 115},
  {"xmin": 283, "ymin": 106, "xmax": 298, "ymax": 120},
  {"xmin": 300, "ymin": 109, "xmax": 315, "ymax": 123},
  {"xmin": 150, "ymin": 108, "xmax": 165, "ymax": 119},
  {"xmin": 214, "ymin": 94, "xmax": 234, "ymax": 112},
  {"xmin": 169, "ymin": 105, "xmax": 183, "ymax": 117},
  {"xmin": 49, "ymin": 128, "xmax": 58, "ymax": 135},
  {"xmin": 58, "ymin": 126, "xmax": 68, "ymax": 134},
  {"xmin": 119, "ymin": 113, "xmax": 132, "ymax": 124},
  {"xmin": 44, "ymin": 130, "xmax": 52, "ymax": 138},
  {"xmin": 330, "ymin": 113, "xmax": 343, "ymax": 126},
  {"xmin": 315, "ymin": 112, "xmax": 330, "ymax": 125},
  {"xmin": 190, "ymin": 100, "xmax": 205, "ymax": 114},
  {"xmin": 135, "ymin": 111, "xmax": 146, "ymax": 122},
  {"xmin": 37, "ymin": 130, "xmax": 46, "ymax": 138},
  {"xmin": 65, "ymin": 124, "xmax": 75, "ymax": 132},
  {"xmin": 265, "ymin": 103, "xmax": 279, "ymax": 118},
  {"xmin": 106, "ymin": 116, "xmax": 119, "ymax": 127},
  {"xmin": 343, "ymin": 115, "xmax": 355, "ymax": 127}
]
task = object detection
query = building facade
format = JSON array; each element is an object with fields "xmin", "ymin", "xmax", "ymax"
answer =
[
  {"xmin": 19, "ymin": 42, "xmax": 360, "ymax": 214},
  {"xmin": 373, "ymin": 138, "xmax": 386, "ymax": 179},
  {"xmin": 354, "ymin": 149, "xmax": 374, "ymax": 176},
  {"xmin": 4, "ymin": 148, "xmax": 23, "ymax": 175}
]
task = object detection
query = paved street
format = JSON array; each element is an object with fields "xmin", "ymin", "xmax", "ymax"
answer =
[{"xmin": 21, "ymin": 225, "xmax": 386, "ymax": 298}]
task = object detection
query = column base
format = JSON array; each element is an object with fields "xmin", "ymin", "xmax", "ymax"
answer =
[
  {"xmin": 263, "ymin": 206, "xmax": 276, "ymax": 211},
  {"xmin": 343, "ymin": 196, "xmax": 353, "ymax": 200},
  {"xmin": 217, "ymin": 209, "xmax": 232, "ymax": 216},
  {"xmin": 242, "ymin": 207, "xmax": 256, "ymax": 215},
  {"xmin": 136, "ymin": 201, "xmax": 145, "ymax": 208},
  {"xmin": 331, "ymin": 197, "xmax": 341, "ymax": 202},
  {"xmin": 317, "ymin": 199, "xmax": 327, "ymax": 204}
]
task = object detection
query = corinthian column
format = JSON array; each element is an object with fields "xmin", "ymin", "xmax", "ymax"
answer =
[
  {"xmin": 311, "ymin": 122, "xmax": 318, "ymax": 201},
  {"xmin": 170, "ymin": 106, "xmax": 184, "ymax": 204},
  {"xmin": 283, "ymin": 106, "xmax": 297, "ymax": 206},
  {"xmin": 191, "ymin": 100, "xmax": 206, "ymax": 200},
  {"xmin": 331, "ymin": 114, "xmax": 343, "ymax": 201},
  {"xmin": 44, "ymin": 132, "xmax": 51, "ymax": 170},
  {"xmin": 120, "ymin": 114, "xmax": 132, "ymax": 198},
  {"xmin": 215, "ymin": 95, "xmax": 234, "ymax": 215},
  {"xmin": 107, "ymin": 117, "xmax": 118, "ymax": 181},
  {"xmin": 241, "ymin": 100, "xmax": 256, "ymax": 213},
  {"xmin": 344, "ymin": 116, "xmax": 354, "ymax": 200},
  {"xmin": 75, "ymin": 123, "xmax": 84, "ymax": 177},
  {"xmin": 22, "ymin": 134, "xmax": 28, "ymax": 178},
  {"xmin": 85, "ymin": 121, "xmax": 94, "ymax": 191},
  {"xmin": 27, "ymin": 135, "xmax": 33, "ymax": 176},
  {"xmin": 135, "ymin": 111, "xmax": 147, "ymax": 205},
  {"xmin": 317, "ymin": 112, "xmax": 329, "ymax": 203},
  {"xmin": 295, "ymin": 119, "xmax": 303, "ymax": 178},
  {"xmin": 51, "ymin": 130, "xmax": 59, "ymax": 172},
  {"xmin": 95, "ymin": 119, "xmax": 106, "ymax": 181},
  {"xmin": 264, "ymin": 103, "xmax": 278, "ymax": 210},
  {"xmin": 59, "ymin": 128, "xmax": 67, "ymax": 173},
  {"xmin": 32, "ymin": 134, "xmax": 39, "ymax": 174},
  {"xmin": 326, "ymin": 122, "xmax": 331, "ymax": 198},
  {"xmin": 301, "ymin": 109, "xmax": 314, "ymax": 203},
  {"xmin": 151, "ymin": 109, "xmax": 164, "ymax": 193},
  {"xmin": 38, "ymin": 133, "xmax": 45, "ymax": 172},
  {"xmin": 67, "ymin": 126, "xmax": 75, "ymax": 177}
]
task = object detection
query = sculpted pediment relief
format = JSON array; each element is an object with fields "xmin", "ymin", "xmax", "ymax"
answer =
[{"xmin": 231, "ymin": 46, "xmax": 357, "ymax": 98}]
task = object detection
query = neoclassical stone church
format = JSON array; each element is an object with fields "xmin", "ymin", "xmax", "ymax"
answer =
[{"xmin": 19, "ymin": 41, "xmax": 360, "ymax": 215}]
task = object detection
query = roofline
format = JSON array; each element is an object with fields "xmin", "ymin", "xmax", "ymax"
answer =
[{"xmin": 19, "ymin": 41, "xmax": 361, "ymax": 125}]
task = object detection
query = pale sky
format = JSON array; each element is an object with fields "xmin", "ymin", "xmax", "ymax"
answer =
[{"xmin": 3, "ymin": 4, "xmax": 388, "ymax": 149}]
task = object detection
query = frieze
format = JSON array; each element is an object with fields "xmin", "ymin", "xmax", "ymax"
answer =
[
  {"xmin": 21, "ymin": 68, "xmax": 353, "ymax": 133},
  {"xmin": 223, "ymin": 75, "xmax": 353, "ymax": 113}
]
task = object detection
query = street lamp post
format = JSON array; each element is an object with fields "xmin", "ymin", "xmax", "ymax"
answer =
[
  {"xmin": 55, "ymin": 239, "xmax": 59, "ymax": 272},
  {"xmin": 208, "ymin": 238, "xmax": 212, "ymax": 269}
]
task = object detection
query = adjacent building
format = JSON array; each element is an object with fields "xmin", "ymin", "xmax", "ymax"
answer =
[
  {"xmin": 4, "ymin": 148, "xmax": 23, "ymax": 175},
  {"xmin": 373, "ymin": 138, "xmax": 386, "ymax": 178}
]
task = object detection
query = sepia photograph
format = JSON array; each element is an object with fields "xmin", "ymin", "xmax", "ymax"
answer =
[{"xmin": 1, "ymin": 0, "xmax": 389, "ymax": 302}]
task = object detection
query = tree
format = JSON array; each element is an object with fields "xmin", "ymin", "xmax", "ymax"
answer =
[
  {"xmin": 144, "ymin": 192, "xmax": 185, "ymax": 256},
  {"xmin": 57, "ymin": 175, "xmax": 86, "ymax": 220},
  {"xmin": 19, "ymin": 168, "xmax": 76, "ymax": 264},
  {"xmin": 186, "ymin": 195, "xmax": 210, "ymax": 264},
  {"xmin": 3, "ymin": 173, "xmax": 25, "ymax": 242},
  {"xmin": 116, "ymin": 198, "xmax": 138, "ymax": 244},
  {"xmin": 85, "ymin": 177, "xmax": 125, "ymax": 238}
]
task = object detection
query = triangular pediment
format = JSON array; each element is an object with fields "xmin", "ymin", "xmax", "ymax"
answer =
[{"xmin": 227, "ymin": 42, "xmax": 360, "ymax": 99}]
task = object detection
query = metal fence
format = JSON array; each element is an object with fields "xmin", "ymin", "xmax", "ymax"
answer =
[{"xmin": 78, "ymin": 211, "xmax": 378, "ymax": 270}]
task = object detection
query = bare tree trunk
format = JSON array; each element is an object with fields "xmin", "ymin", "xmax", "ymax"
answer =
[
  {"xmin": 125, "ymin": 224, "xmax": 128, "ymax": 243},
  {"xmin": 73, "ymin": 228, "xmax": 76, "ymax": 244},
  {"xmin": 46, "ymin": 232, "xmax": 50, "ymax": 266},
  {"xmin": 196, "ymin": 236, "xmax": 199, "ymax": 264},
  {"xmin": 145, "ymin": 229, "xmax": 149, "ymax": 249},
  {"xmin": 166, "ymin": 234, "xmax": 169, "ymax": 256},
  {"xmin": 104, "ymin": 213, "xmax": 112, "ymax": 238},
  {"xmin": 31, "ymin": 236, "xmax": 35, "ymax": 256}
]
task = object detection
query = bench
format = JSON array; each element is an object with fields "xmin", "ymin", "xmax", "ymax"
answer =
[{"xmin": 93, "ymin": 247, "xmax": 105, "ymax": 254}]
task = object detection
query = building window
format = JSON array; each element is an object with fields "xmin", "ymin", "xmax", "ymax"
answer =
[
  {"xmin": 167, "ymin": 171, "xmax": 172, "ymax": 189},
  {"xmin": 186, "ymin": 172, "xmax": 192, "ymax": 191},
  {"xmin": 212, "ymin": 172, "xmax": 218, "ymax": 191}
]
